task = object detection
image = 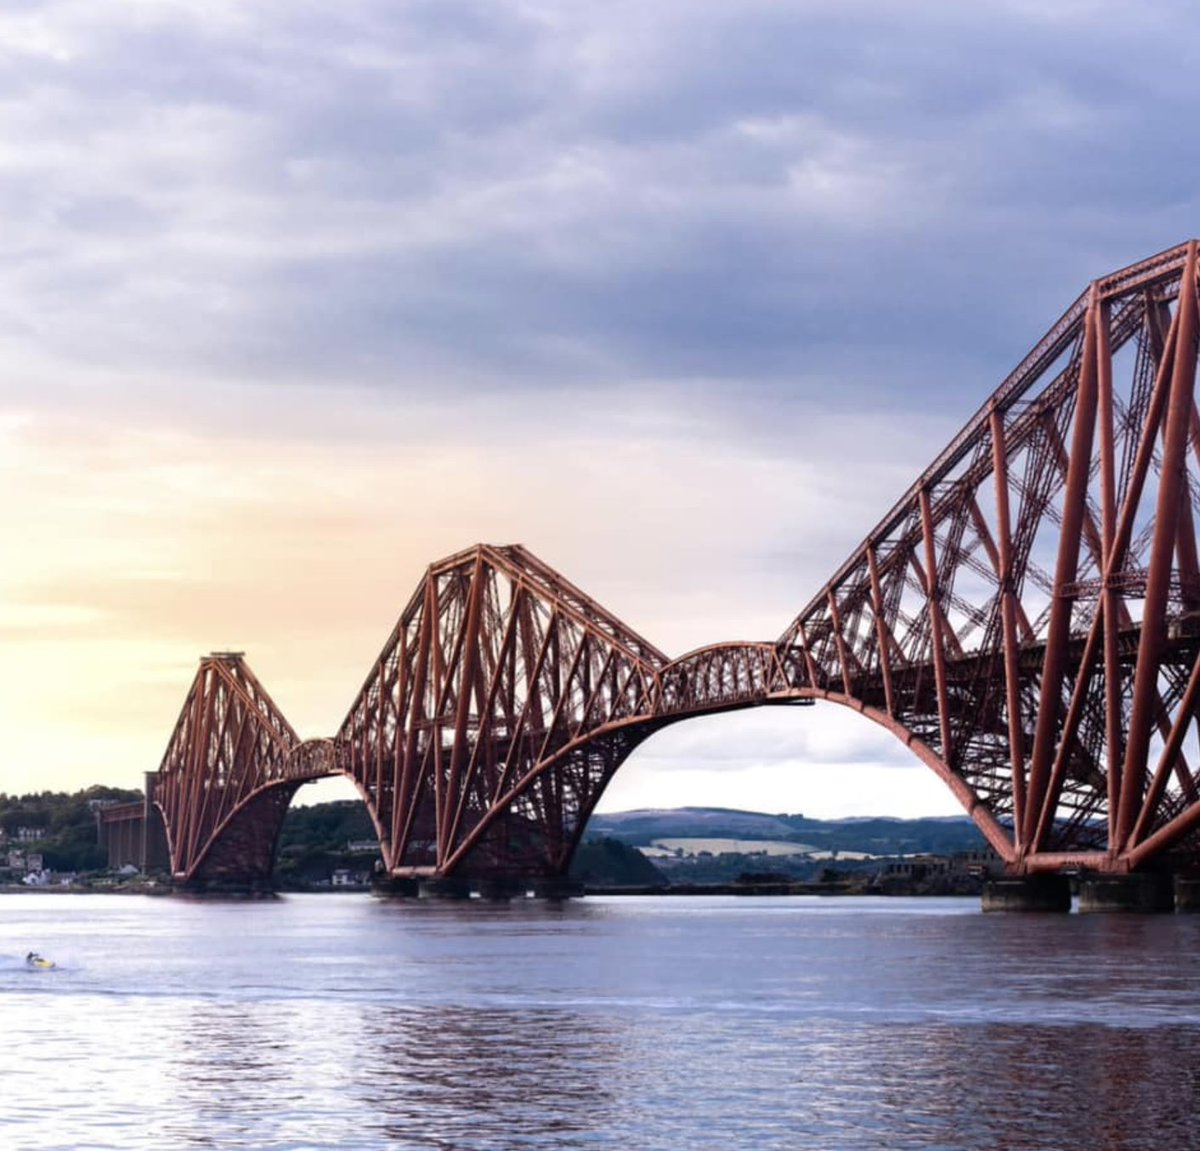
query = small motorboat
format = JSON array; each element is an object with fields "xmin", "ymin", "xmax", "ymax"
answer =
[{"xmin": 25, "ymin": 952, "xmax": 55, "ymax": 970}]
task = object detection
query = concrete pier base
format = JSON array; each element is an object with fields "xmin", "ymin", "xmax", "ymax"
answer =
[
  {"xmin": 370, "ymin": 877, "xmax": 419, "ymax": 898},
  {"xmin": 416, "ymin": 876, "xmax": 472, "ymax": 900},
  {"xmin": 172, "ymin": 882, "xmax": 281, "ymax": 900},
  {"xmin": 527, "ymin": 876, "xmax": 585, "ymax": 901},
  {"xmin": 1173, "ymin": 877, "xmax": 1200, "ymax": 911},
  {"xmin": 474, "ymin": 877, "xmax": 523, "ymax": 901},
  {"xmin": 1078, "ymin": 872, "xmax": 1175, "ymax": 913},
  {"xmin": 981, "ymin": 874, "xmax": 1072, "ymax": 912}
]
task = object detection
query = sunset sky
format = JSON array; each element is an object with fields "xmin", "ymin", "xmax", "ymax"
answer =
[{"xmin": 3, "ymin": 1, "xmax": 1199, "ymax": 817}]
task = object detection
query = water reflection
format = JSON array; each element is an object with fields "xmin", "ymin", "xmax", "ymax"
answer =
[
  {"xmin": 864, "ymin": 1022, "xmax": 1200, "ymax": 1151},
  {"xmin": 352, "ymin": 1003, "xmax": 626, "ymax": 1148},
  {"xmin": 164, "ymin": 1003, "xmax": 301, "ymax": 1147},
  {"xmin": 7, "ymin": 894, "xmax": 1200, "ymax": 1150}
]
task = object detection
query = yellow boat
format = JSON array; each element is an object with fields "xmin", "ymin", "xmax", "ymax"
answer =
[{"xmin": 25, "ymin": 953, "xmax": 55, "ymax": 970}]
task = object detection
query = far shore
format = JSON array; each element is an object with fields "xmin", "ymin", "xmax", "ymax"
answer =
[{"xmin": 0, "ymin": 879, "xmax": 980, "ymax": 899}]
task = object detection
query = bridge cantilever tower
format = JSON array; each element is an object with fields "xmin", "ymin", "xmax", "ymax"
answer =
[
  {"xmin": 150, "ymin": 653, "xmax": 339, "ymax": 884},
  {"xmin": 139, "ymin": 239, "xmax": 1200, "ymax": 890},
  {"xmin": 337, "ymin": 544, "xmax": 794, "ymax": 882},
  {"xmin": 779, "ymin": 239, "xmax": 1200, "ymax": 876}
]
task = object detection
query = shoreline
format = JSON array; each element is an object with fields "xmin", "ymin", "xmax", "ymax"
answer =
[{"xmin": 0, "ymin": 879, "xmax": 981, "ymax": 899}]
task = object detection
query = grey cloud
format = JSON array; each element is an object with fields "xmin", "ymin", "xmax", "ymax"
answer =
[
  {"xmin": 636, "ymin": 706, "xmax": 922, "ymax": 773},
  {"xmin": 2, "ymin": 0, "xmax": 1199, "ymax": 420}
]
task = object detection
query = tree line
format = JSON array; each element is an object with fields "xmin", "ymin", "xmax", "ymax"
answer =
[{"xmin": 0, "ymin": 786, "xmax": 142, "ymax": 874}]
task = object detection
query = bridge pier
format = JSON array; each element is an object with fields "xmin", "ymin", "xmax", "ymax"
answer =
[
  {"xmin": 369, "ymin": 874, "xmax": 583, "ymax": 900},
  {"xmin": 417, "ymin": 876, "xmax": 473, "ymax": 900},
  {"xmin": 527, "ymin": 876, "xmax": 584, "ymax": 901},
  {"xmin": 1077, "ymin": 872, "xmax": 1175, "ymax": 913},
  {"xmin": 981, "ymin": 874, "xmax": 1072, "ymax": 912},
  {"xmin": 173, "ymin": 878, "xmax": 281, "ymax": 899},
  {"xmin": 474, "ymin": 876, "xmax": 524, "ymax": 901},
  {"xmin": 370, "ymin": 876, "xmax": 419, "ymax": 898},
  {"xmin": 1172, "ymin": 877, "xmax": 1200, "ymax": 911}
]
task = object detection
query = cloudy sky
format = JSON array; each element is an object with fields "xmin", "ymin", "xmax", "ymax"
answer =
[{"xmin": 2, "ymin": 0, "xmax": 1198, "ymax": 817}]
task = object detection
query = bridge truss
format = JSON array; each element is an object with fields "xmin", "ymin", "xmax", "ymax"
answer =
[
  {"xmin": 146, "ymin": 240, "xmax": 1200, "ymax": 884},
  {"xmin": 782, "ymin": 240, "xmax": 1200, "ymax": 872}
]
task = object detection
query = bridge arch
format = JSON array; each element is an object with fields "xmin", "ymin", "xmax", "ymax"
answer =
[{"xmin": 785, "ymin": 690, "xmax": 1015, "ymax": 862}]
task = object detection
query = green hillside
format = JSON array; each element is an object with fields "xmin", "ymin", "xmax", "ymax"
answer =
[
  {"xmin": 0, "ymin": 786, "xmax": 142, "ymax": 874},
  {"xmin": 584, "ymin": 807, "xmax": 989, "ymax": 857}
]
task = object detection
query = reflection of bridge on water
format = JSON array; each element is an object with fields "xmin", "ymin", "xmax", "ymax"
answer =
[{"xmin": 100, "ymin": 241, "xmax": 1200, "ymax": 909}]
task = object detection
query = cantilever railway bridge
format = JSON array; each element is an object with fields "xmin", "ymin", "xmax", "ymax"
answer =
[{"xmin": 103, "ymin": 240, "xmax": 1200, "ymax": 893}]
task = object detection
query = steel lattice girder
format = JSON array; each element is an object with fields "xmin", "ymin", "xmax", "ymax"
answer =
[
  {"xmin": 152, "ymin": 239, "xmax": 1200, "ymax": 882},
  {"xmin": 336, "ymin": 544, "xmax": 792, "ymax": 877},
  {"xmin": 151, "ymin": 653, "xmax": 339, "ymax": 882},
  {"xmin": 778, "ymin": 238, "xmax": 1200, "ymax": 873}
]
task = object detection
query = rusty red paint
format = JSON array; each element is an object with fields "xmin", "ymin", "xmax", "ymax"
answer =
[{"xmin": 152, "ymin": 240, "xmax": 1200, "ymax": 884}]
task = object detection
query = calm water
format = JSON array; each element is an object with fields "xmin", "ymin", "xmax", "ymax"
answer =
[{"xmin": 3, "ymin": 893, "xmax": 1200, "ymax": 1150}]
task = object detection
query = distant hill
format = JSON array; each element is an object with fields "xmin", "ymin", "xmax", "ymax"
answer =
[
  {"xmin": 267, "ymin": 801, "xmax": 988, "ymax": 887},
  {"xmin": 584, "ymin": 807, "xmax": 988, "ymax": 858},
  {"xmin": 569, "ymin": 838, "xmax": 666, "ymax": 887}
]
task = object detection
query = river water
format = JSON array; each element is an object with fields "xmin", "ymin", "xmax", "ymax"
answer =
[{"xmin": 2, "ymin": 892, "xmax": 1199, "ymax": 1150}]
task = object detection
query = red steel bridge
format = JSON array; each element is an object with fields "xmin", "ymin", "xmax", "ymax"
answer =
[{"xmin": 110, "ymin": 240, "xmax": 1200, "ymax": 893}]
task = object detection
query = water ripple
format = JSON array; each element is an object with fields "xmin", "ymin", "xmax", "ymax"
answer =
[{"xmin": 4, "ymin": 893, "xmax": 1200, "ymax": 1149}]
